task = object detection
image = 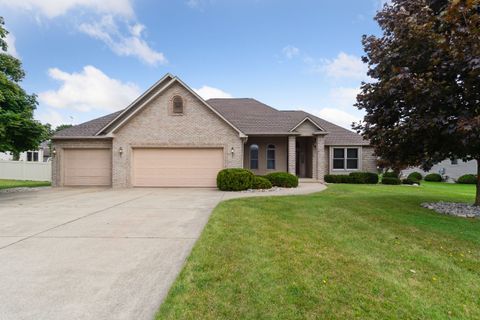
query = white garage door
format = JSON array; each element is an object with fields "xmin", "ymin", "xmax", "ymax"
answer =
[
  {"xmin": 63, "ymin": 149, "xmax": 112, "ymax": 186},
  {"xmin": 132, "ymin": 148, "xmax": 224, "ymax": 187}
]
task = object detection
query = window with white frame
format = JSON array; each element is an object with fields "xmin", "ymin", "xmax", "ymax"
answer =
[
  {"xmin": 267, "ymin": 144, "xmax": 276, "ymax": 169},
  {"xmin": 250, "ymin": 144, "xmax": 259, "ymax": 169},
  {"xmin": 333, "ymin": 147, "xmax": 359, "ymax": 170},
  {"xmin": 26, "ymin": 151, "xmax": 39, "ymax": 162}
]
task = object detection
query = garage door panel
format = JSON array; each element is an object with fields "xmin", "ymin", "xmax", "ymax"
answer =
[
  {"xmin": 132, "ymin": 148, "xmax": 223, "ymax": 187},
  {"xmin": 64, "ymin": 149, "xmax": 112, "ymax": 186}
]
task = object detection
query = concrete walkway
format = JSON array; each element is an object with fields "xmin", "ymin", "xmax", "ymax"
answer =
[{"xmin": 0, "ymin": 183, "xmax": 325, "ymax": 320}]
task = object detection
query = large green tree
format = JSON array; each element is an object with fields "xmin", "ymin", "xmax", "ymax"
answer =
[
  {"xmin": 0, "ymin": 17, "xmax": 48, "ymax": 158},
  {"xmin": 355, "ymin": 0, "xmax": 480, "ymax": 205}
]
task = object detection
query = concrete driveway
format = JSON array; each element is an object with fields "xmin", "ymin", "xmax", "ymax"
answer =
[
  {"xmin": 0, "ymin": 187, "xmax": 227, "ymax": 320},
  {"xmin": 0, "ymin": 183, "xmax": 325, "ymax": 320}
]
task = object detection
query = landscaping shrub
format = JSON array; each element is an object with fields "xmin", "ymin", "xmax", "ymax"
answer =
[
  {"xmin": 324, "ymin": 174, "xmax": 353, "ymax": 183},
  {"xmin": 383, "ymin": 171, "xmax": 399, "ymax": 178},
  {"xmin": 265, "ymin": 172, "xmax": 299, "ymax": 188},
  {"xmin": 424, "ymin": 173, "xmax": 443, "ymax": 182},
  {"xmin": 402, "ymin": 178, "xmax": 421, "ymax": 185},
  {"xmin": 381, "ymin": 177, "xmax": 401, "ymax": 185},
  {"xmin": 407, "ymin": 172, "xmax": 423, "ymax": 181},
  {"xmin": 457, "ymin": 174, "xmax": 478, "ymax": 184},
  {"xmin": 349, "ymin": 172, "xmax": 379, "ymax": 184},
  {"xmin": 252, "ymin": 176, "xmax": 273, "ymax": 189},
  {"xmin": 216, "ymin": 168, "xmax": 254, "ymax": 191}
]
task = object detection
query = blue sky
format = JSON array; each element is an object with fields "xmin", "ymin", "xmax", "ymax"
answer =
[{"xmin": 0, "ymin": 0, "xmax": 384, "ymax": 129}]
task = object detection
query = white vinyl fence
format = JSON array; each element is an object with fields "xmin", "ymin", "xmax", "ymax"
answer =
[{"xmin": 0, "ymin": 160, "xmax": 51, "ymax": 181}]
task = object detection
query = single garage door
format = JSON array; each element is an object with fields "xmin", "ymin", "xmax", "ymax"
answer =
[
  {"xmin": 132, "ymin": 148, "xmax": 224, "ymax": 187},
  {"xmin": 63, "ymin": 149, "xmax": 112, "ymax": 186}
]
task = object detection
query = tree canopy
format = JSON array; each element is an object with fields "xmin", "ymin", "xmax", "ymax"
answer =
[
  {"xmin": 355, "ymin": 0, "xmax": 480, "ymax": 205},
  {"xmin": 0, "ymin": 17, "xmax": 49, "ymax": 157}
]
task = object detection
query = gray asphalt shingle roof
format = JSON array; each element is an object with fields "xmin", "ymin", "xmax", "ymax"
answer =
[
  {"xmin": 53, "ymin": 111, "xmax": 122, "ymax": 137},
  {"xmin": 54, "ymin": 98, "xmax": 368, "ymax": 145},
  {"xmin": 208, "ymin": 98, "xmax": 369, "ymax": 145}
]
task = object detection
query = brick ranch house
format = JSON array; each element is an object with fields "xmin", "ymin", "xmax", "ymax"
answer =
[{"xmin": 51, "ymin": 74, "xmax": 377, "ymax": 187}]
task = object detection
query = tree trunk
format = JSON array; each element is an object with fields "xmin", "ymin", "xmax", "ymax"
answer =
[{"xmin": 476, "ymin": 159, "xmax": 480, "ymax": 206}]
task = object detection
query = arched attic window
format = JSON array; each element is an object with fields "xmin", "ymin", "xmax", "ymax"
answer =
[{"xmin": 172, "ymin": 96, "xmax": 184, "ymax": 114}]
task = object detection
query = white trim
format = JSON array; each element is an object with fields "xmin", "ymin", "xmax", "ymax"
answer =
[
  {"xmin": 329, "ymin": 146, "xmax": 363, "ymax": 173},
  {"xmin": 98, "ymin": 74, "xmax": 246, "ymax": 138},
  {"xmin": 289, "ymin": 116, "xmax": 324, "ymax": 132},
  {"xmin": 95, "ymin": 73, "xmax": 174, "ymax": 135}
]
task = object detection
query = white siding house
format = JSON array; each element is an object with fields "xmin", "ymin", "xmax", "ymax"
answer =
[{"xmin": 403, "ymin": 159, "xmax": 477, "ymax": 182}]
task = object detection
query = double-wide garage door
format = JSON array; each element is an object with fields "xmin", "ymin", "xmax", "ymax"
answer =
[
  {"xmin": 63, "ymin": 149, "xmax": 112, "ymax": 186},
  {"xmin": 132, "ymin": 148, "xmax": 224, "ymax": 187}
]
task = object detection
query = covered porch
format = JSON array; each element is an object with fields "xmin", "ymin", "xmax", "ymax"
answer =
[{"xmin": 243, "ymin": 134, "xmax": 326, "ymax": 181}]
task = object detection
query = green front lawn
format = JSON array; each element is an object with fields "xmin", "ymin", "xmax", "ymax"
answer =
[
  {"xmin": 157, "ymin": 182, "xmax": 480, "ymax": 319},
  {"xmin": 0, "ymin": 179, "xmax": 51, "ymax": 189}
]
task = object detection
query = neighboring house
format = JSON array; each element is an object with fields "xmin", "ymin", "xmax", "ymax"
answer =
[
  {"xmin": 51, "ymin": 74, "xmax": 377, "ymax": 187},
  {"xmin": 0, "ymin": 141, "xmax": 51, "ymax": 162},
  {"xmin": 403, "ymin": 159, "xmax": 477, "ymax": 182}
]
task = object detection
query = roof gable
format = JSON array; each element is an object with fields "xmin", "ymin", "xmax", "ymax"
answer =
[
  {"xmin": 96, "ymin": 75, "xmax": 245, "ymax": 137},
  {"xmin": 290, "ymin": 117, "xmax": 324, "ymax": 133}
]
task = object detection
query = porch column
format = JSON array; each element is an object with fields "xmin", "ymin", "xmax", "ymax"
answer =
[
  {"xmin": 316, "ymin": 134, "xmax": 326, "ymax": 182},
  {"xmin": 288, "ymin": 135, "xmax": 296, "ymax": 175}
]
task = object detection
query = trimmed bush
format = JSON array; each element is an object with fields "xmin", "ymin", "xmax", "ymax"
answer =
[
  {"xmin": 383, "ymin": 171, "xmax": 399, "ymax": 178},
  {"xmin": 252, "ymin": 176, "xmax": 273, "ymax": 189},
  {"xmin": 349, "ymin": 172, "xmax": 379, "ymax": 184},
  {"xmin": 407, "ymin": 172, "xmax": 423, "ymax": 181},
  {"xmin": 216, "ymin": 168, "xmax": 254, "ymax": 191},
  {"xmin": 424, "ymin": 173, "xmax": 442, "ymax": 182},
  {"xmin": 324, "ymin": 174, "xmax": 353, "ymax": 183},
  {"xmin": 402, "ymin": 178, "xmax": 421, "ymax": 185},
  {"xmin": 265, "ymin": 172, "xmax": 299, "ymax": 188},
  {"xmin": 457, "ymin": 174, "xmax": 478, "ymax": 184},
  {"xmin": 381, "ymin": 177, "xmax": 401, "ymax": 185}
]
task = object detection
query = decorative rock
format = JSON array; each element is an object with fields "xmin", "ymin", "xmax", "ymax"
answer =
[
  {"xmin": 241, "ymin": 187, "xmax": 283, "ymax": 193},
  {"xmin": 421, "ymin": 202, "xmax": 480, "ymax": 218}
]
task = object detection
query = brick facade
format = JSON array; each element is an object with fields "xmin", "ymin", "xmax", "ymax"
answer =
[
  {"xmin": 316, "ymin": 135, "xmax": 326, "ymax": 182},
  {"xmin": 51, "ymin": 139, "xmax": 113, "ymax": 187},
  {"xmin": 288, "ymin": 136, "xmax": 296, "ymax": 175},
  {"xmin": 51, "ymin": 79, "xmax": 377, "ymax": 187},
  {"xmin": 111, "ymin": 82, "xmax": 243, "ymax": 188}
]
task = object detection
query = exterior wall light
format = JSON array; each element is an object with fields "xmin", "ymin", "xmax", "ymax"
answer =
[
  {"xmin": 231, "ymin": 147, "xmax": 234, "ymax": 156},
  {"xmin": 119, "ymin": 147, "xmax": 124, "ymax": 156},
  {"xmin": 52, "ymin": 148, "xmax": 57, "ymax": 157}
]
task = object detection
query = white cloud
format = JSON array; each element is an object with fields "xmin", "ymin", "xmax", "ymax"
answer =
[
  {"xmin": 0, "ymin": 0, "xmax": 134, "ymax": 19},
  {"xmin": 39, "ymin": 65, "xmax": 140, "ymax": 112},
  {"xmin": 4, "ymin": 33, "xmax": 18, "ymax": 58},
  {"xmin": 186, "ymin": 0, "xmax": 201, "ymax": 8},
  {"xmin": 79, "ymin": 15, "xmax": 167, "ymax": 66},
  {"xmin": 316, "ymin": 108, "xmax": 361, "ymax": 130},
  {"xmin": 194, "ymin": 86, "xmax": 233, "ymax": 100},
  {"xmin": 313, "ymin": 52, "xmax": 368, "ymax": 81},
  {"xmin": 35, "ymin": 109, "xmax": 74, "ymax": 128},
  {"xmin": 282, "ymin": 45, "xmax": 300, "ymax": 59},
  {"xmin": 327, "ymin": 87, "xmax": 360, "ymax": 110},
  {"xmin": 0, "ymin": 0, "xmax": 166, "ymax": 66},
  {"xmin": 298, "ymin": 86, "xmax": 363, "ymax": 130}
]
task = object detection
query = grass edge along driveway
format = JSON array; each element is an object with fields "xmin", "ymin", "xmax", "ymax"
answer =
[
  {"xmin": 157, "ymin": 182, "xmax": 480, "ymax": 320},
  {"xmin": 0, "ymin": 179, "xmax": 51, "ymax": 189}
]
